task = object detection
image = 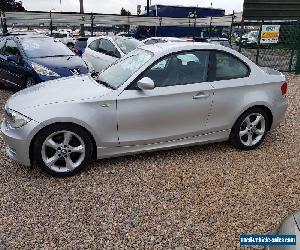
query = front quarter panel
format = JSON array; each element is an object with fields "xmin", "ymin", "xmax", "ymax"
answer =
[{"xmin": 21, "ymin": 93, "xmax": 119, "ymax": 148}]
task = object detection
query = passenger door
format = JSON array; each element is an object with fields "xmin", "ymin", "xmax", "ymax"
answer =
[
  {"xmin": 117, "ymin": 50, "xmax": 214, "ymax": 146},
  {"xmin": 0, "ymin": 39, "xmax": 24, "ymax": 87}
]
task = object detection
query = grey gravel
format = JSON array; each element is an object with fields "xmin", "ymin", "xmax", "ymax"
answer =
[{"xmin": 0, "ymin": 73, "xmax": 299, "ymax": 249}]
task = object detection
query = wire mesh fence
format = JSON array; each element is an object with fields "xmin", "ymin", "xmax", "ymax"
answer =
[
  {"xmin": 237, "ymin": 20, "xmax": 300, "ymax": 72},
  {"xmin": 1, "ymin": 11, "xmax": 300, "ymax": 72}
]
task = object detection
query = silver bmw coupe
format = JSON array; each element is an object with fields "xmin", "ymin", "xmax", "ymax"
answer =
[{"xmin": 1, "ymin": 42, "xmax": 288, "ymax": 177}]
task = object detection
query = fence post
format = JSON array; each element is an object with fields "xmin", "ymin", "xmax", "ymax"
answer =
[
  {"xmin": 2, "ymin": 11, "xmax": 7, "ymax": 34},
  {"xmin": 49, "ymin": 10, "xmax": 53, "ymax": 36},
  {"xmin": 294, "ymin": 19, "xmax": 300, "ymax": 74},
  {"xmin": 193, "ymin": 15, "xmax": 197, "ymax": 39},
  {"xmin": 127, "ymin": 16, "xmax": 130, "ymax": 34},
  {"xmin": 238, "ymin": 18, "xmax": 244, "ymax": 52},
  {"xmin": 229, "ymin": 11, "xmax": 235, "ymax": 46},
  {"xmin": 256, "ymin": 19, "xmax": 264, "ymax": 65},
  {"xmin": 208, "ymin": 16, "xmax": 212, "ymax": 38},
  {"xmin": 0, "ymin": 11, "xmax": 3, "ymax": 34},
  {"xmin": 91, "ymin": 13, "xmax": 95, "ymax": 37},
  {"xmin": 288, "ymin": 20, "xmax": 298, "ymax": 72},
  {"xmin": 159, "ymin": 17, "xmax": 162, "ymax": 37}
]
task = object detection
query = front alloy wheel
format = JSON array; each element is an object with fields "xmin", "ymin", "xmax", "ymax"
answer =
[
  {"xmin": 230, "ymin": 108, "xmax": 270, "ymax": 150},
  {"xmin": 33, "ymin": 124, "xmax": 93, "ymax": 177},
  {"xmin": 41, "ymin": 131, "xmax": 86, "ymax": 173},
  {"xmin": 239, "ymin": 113, "xmax": 266, "ymax": 147}
]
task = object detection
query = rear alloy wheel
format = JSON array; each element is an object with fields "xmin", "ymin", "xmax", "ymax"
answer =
[
  {"xmin": 33, "ymin": 124, "xmax": 93, "ymax": 177},
  {"xmin": 230, "ymin": 108, "xmax": 270, "ymax": 150}
]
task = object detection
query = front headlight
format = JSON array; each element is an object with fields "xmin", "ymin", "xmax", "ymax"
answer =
[
  {"xmin": 31, "ymin": 62, "xmax": 60, "ymax": 77},
  {"xmin": 5, "ymin": 109, "xmax": 31, "ymax": 128}
]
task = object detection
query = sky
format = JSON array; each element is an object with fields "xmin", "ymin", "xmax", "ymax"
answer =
[{"xmin": 22, "ymin": 0, "xmax": 244, "ymax": 15}]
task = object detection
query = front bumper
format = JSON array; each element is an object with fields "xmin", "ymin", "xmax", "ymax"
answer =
[{"xmin": 1, "ymin": 120, "xmax": 39, "ymax": 166}]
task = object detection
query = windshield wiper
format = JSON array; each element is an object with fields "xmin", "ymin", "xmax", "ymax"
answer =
[{"xmin": 96, "ymin": 79, "xmax": 115, "ymax": 89}]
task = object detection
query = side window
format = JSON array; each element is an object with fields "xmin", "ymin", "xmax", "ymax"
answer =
[
  {"xmin": 0, "ymin": 38, "xmax": 6, "ymax": 55},
  {"xmin": 215, "ymin": 52, "xmax": 249, "ymax": 80},
  {"xmin": 98, "ymin": 39, "xmax": 117, "ymax": 55},
  {"xmin": 144, "ymin": 39, "xmax": 157, "ymax": 45},
  {"xmin": 141, "ymin": 50, "xmax": 210, "ymax": 87},
  {"xmin": 4, "ymin": 40, "xmax": 21, "ymax": 57},
  {"xmin": 88, "ymin": 40, "xmax": 99, "ymax": 51}
]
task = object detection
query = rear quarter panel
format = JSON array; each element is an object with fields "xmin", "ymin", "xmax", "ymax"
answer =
[{"xmin": 208, "ymin": 68, "xmax": 286, "ymax": 132}]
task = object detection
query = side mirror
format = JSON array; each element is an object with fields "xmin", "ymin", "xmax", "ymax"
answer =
[
  {"xmin": 7, "ymin": 55, "xmax": 18, "ymax": 64},
  {"xmin": 137, "ymin": 77, "xmax": 155, "ymax": 90}
]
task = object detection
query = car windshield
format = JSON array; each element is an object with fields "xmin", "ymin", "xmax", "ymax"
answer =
[
  {"xmin": 97, "ymin": 49, "xmax": 153, "ymax": 89},
  {"xmin": 20, "ymin": 37, "xmax": 74, "ymax": 58},
  {"xmin": 113, "ymin": 37, "xmax": 141, "ymax": 54}
]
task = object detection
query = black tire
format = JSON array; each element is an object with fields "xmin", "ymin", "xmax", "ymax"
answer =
[
  {"xmin": 32, "ymin": 123, "xmax": 93, "ymax": 177},
  {"xmin": 229, "ymin": 107, "xmax": 270, "ymax": 150},
  {"xmin": 67, "ymin": 43, "xmax": 74, "ymax": 49},
  {"xmin": 25, "ymin": 77, "xmax": 36, "ymax": 88}
]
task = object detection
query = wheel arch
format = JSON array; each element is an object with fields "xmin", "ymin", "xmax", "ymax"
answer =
[
  {"xmin": 234, "ymin": 105, "xmax": 273, "ymax": 131},
  {"xmin": 29, "ymin": 122, "xmax": 97, "ymax": 164}
]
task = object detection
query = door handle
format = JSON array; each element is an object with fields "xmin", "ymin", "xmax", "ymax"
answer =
[{"xmin": 193, "ymin": 92, "xmax": 209, "ymax": 99}]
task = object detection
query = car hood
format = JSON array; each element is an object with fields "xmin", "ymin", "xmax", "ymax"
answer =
[
  {"xmin": 31, "ymin": 55, "xmax": 86, "ymax": 69},
  {"xmin": 6, "ymin": 75, "xmax": 112, "ymax": 113}
]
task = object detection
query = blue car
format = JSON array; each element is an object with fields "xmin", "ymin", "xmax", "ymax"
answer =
[
  {"xmin": 0, "ymin": 34, "xmax": 89, "ymax": 89},
  {"xmin": 72, "ymin": 37, "xmax": 88, "ymax": 57}
]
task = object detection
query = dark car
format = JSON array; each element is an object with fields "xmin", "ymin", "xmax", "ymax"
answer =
[
  {"xmin": 72, "ymin": 37, "xmax": 88, "ymax": 56},
  {"xmin": 0, "ymin": 35, "xmax": 89, "ymax": 89}
]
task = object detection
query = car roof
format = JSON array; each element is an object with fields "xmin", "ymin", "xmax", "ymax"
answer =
[
  {"xmin": 140, "ymin": 42, "xmax": 215, "ymax": 53},
  {"xmin": 86, "ymin": 35, "xmax": 138, "ymax": 45},
  {"xmin": 4, "ymin": 34, "xmax": 50, "ymax": 40},
  {"xmin": 139, "ymin": 42, "xmax": 256, "ymax": 68}
]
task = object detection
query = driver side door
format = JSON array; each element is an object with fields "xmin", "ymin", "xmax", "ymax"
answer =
[
  {"xmin": 1, "ymin": 39, "xmax": 24, "ymax": 88},
  {"xmin": 117, "ymin": 50, "xmax": 214, "ymax": 146}
]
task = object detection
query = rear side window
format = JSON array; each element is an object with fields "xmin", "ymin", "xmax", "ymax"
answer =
[
  {"xmin": 98, "ymin": 39, "xmax": 116, "ymax": 54},
  {"xmin": 214, "ymin": 52, "xmax": 249, "ymax": 81},
  {"xmin": 88, "ymin": 40, "xmax": 99, "ymax": 51}
]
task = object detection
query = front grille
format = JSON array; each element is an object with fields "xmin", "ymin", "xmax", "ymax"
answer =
[{"xmin": 70, "ymin": 68, "xmax": 81, "ymax": 75}]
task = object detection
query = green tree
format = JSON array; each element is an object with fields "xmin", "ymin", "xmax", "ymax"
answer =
[
  {"xmin": 0, "ymin": 0, "xmax": 26, "ymax": 11},
  {"xmin": 121, "ymin": 8, "xmax": 131, "ymax": 16}
]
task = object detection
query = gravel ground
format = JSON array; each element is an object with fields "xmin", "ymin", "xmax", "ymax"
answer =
[{"xmin": 0, "ymin": 74, "xmax": 299, "ymax": 250}]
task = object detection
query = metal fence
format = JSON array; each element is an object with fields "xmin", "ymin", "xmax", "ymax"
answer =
[
  {"xmin": 1, "ymin": 11, "xmax": 300, "ymax": 73},
  {"xmin": 236, "ymin": 20, "xmax": 300, "ymax": 72},
  {"xmin": 0, "ymin": 11, "xmax": 242, "ymax": 30}
]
